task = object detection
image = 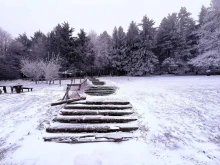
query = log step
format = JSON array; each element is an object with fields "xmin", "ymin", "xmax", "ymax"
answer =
[
  {"xmin": 68, "ymin": 101, "xmax": 130, "ymax": 105},
  {"xmin": 53, "ymin": 116, "xmax": 137, "ymax": 123},
  {"xmin": 64, "ymin": 104, "xmax": 132, "ymax": 110},
  {"xmin": 60, "ymin": 110, "xmax": 133, "ymax": 116},
  {"xmin": 85, "ymin": 90, "xmax": 115, "ymax": 92},
  {"xmin": 43, "ymin": 134, "xmax": 136, "ymax": 143},
  {"xmin": 46, "ymin": 125, "xmax": 139, "ymax": 133},
  {"xmin": 88, "ymin": 87, "xmax": 114, "ymax": 89},
  {"xmin": 85, "ymin": 93, "xmax": 114, "ymax": 96},
  {"xmin": 85, "ymin": 91, "xmax": 115, "ymax": 93}
]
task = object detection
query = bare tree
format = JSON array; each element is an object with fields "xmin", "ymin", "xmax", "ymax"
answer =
[
  {"xmin": 20, "ymin": 59, "xmax": 44, "ymax": 83},
  {"xmin": 42, "ymin": 56, "xmax": 61, "ymax": 84}
]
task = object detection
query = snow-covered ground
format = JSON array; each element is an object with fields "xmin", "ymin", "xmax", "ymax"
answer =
[{"xmin": 0, "ymin": 76, "xmax": 220, "ymax": 165}]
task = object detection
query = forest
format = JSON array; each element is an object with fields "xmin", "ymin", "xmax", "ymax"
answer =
[{"xmin": 0, "ymin": 0, "xmax": 219, "ymax": 80}]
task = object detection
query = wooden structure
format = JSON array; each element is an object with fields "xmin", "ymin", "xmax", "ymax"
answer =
[
  {"xmin": 0, "ymin": 86, "xmax": 7, "ymax": 93},
  {"xmin": 0, "ymin": 85, "xmax": 33, "ymax": 94}
]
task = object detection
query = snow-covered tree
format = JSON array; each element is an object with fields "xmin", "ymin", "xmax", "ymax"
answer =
[
  {"xmin": 20, "ymin": 59, "xmax": 44, "ymax": 83},
  {"xmin": 30, "ymin": 31, "xmax": 47, "ymax": 60},
  {"xmin": 124, "ymin": 21, "xmax": 140, "ymax": 75},
  {"xmin": 42, "ymin": 56, "xmax": 61, "ymax": 84},
  {"xmin": 0, "ymin": 27, "xmax": 12, "ymax": 57},
  {"xmin": 136, "ymin": 15, "xmax": 158, "ymax": 75},
  {"xmin": 198, "ymin": 5, "xmax": 208, "ymax": 25},
  {"xmin": 190, "ymin": 0, "xmax": 220, "ymax": 69},
  {"xmin": 156, "ymin": 13, "xmax": 179, "ymax": 63},
  {"xmin": 111, "ymin": 26, "xmax": 127, "ymax": 75}
]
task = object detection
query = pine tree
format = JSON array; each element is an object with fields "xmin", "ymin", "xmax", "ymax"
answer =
[
  {"xmin": 111, "ymin": 26, "xmax": 126, "ymax": 75},
  {"xmin": 156, "ymin": 13, "xmax": 179, "ymax": 64},
  {"xmin": 47, "ymin": 22, "xmax": 75, "ymax": 68},
  {"xmin": 95, "ymin": 31, "xmax": 112, "ymax": 72},
  {"xmin": 135, "ymin": 15, "xmax": 158, "ymax": 75},
  {"xmin": 75, "ymin": 29, "xmax": 95, "ymax": 71},
  {"xmin": 198, "ymin": 5, "xmax": 208, "ymax": 25},
  {"xmin": 124, "ymin": 21, "xmax": 140, "ymax": 75},
  {"xmin": 30, "ymin": 31, "xmax": 47, "ymax": 60}
]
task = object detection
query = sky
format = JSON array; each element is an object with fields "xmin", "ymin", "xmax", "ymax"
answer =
[{"xmin": 0, "ymin": 0, "xmax": 211, "ymax": 38}]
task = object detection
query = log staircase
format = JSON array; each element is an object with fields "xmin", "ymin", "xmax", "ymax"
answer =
[{"xmin": 44, "ymin": 78, "xmax": 139, "ymax": 143}]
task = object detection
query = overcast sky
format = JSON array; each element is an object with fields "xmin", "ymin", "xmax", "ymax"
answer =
[{"xmin": 0, "ymin": 0, "xmax": 210, "ymax": 38}]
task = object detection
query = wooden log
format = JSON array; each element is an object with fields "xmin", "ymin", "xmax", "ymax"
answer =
[
  {"xmin": 53, "ymin": 116, "xmax": 137, "ymax": 123},
  {"xmin": 64, "ymin": 105, "xmax": 132, "ymax": 110},
  {"xmin": 46, "ymin": 125, "xmax": 138, "ymax": 133},
  {"xmin": 43, "ymin": 135, "xmax": 133, "ymax": 143},
  {"xmin": 51, "ymin": 97, "xmax": 86, "ymax": 106},
  {"xmin": 60, "ymin": 110, "xmax": 133, "ymax": 116},
  {"xmin": 68, "ymin": 101, "xmax": 130, "ymax": 105}
]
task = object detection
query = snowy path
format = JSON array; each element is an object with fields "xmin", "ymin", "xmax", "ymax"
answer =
[{"xmin": 0, "ymin": 76, "xmax": 220, "ymax": 165}]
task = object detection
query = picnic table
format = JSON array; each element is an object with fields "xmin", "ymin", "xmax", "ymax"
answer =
[
  {"xmin": 0, "ymin": 85, "xmax": 33, "ymax": 94},
  {"xmin": 11, "ymin": 85, "xmax": 23, "ymax": 93}
]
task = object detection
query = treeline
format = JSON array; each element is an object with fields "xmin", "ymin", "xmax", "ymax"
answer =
[{"xmin": 0, "ymin": 0, "xmax": 219, "ymax": 79}]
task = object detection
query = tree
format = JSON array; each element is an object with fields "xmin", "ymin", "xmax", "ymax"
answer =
[
  {"xmin": 198, "ymin": 5, "xmax": 208, "ymax": 25},
  {"xmin": 20, "ymin": 59, "xmax": 44, "ymax": 83},
  {"xmin": 47, "ymin": 22, "xmax": 75, "ymax": 68},
  {"xmin": 42, "ymin": 56, "xmax": 61, "ymax": 84},
  {"xmin": 190, "ymin": 0, "xmax": 220, "ymax": 69},
  {"xmin": 156, "ymin": 13, "xmax": 179, "ymax": 64},
  {"xmin": 75, "ymin": 29, "xmax": 95, "ymax": 71},
  {"xmin": 0, "ymin": 27, "xmax": 12, "ymax": 57},
  {"xmin": 124, "ymin": 21, "xmax": 140, "ymax": 75},
  {"xmin": 136, "ymin": 15, "xmax": 158, "ymax": 75},
  {"xmin": 0, "ymin": 27, "xmax": 20, "ymax": 80},
  {"xmin": 30, "ymin": 31, "xmax": 47, "ymax": 60},
  {"xmin": 94, "ymin": 31, "xmax": 112, "ymax": 73},
  {"xmin": 111, "ymin": 26, "xmax": 127, "ymax": 75}
]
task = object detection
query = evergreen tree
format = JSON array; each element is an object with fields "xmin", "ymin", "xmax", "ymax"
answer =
[
  {"xmin": 30, "ymin": 31, "xmax": 47, "ymax": 60},
  {"xmin": 124, "ymin": 21, "xmax": 140, "ymax": 75},
  {"xmin": 135, "ymin": 15, "xmax": 158, "ymax": 75},
  {"xmin": 75, "ymin": 29, "xmax": 95, "ymax": 71},
  {"xmin": 16, "ymin": 33, "xmax": 32, "ymax": 58},
  {"xmin": 198, "ymin": 5, "xmax": 208, "ymax": 25},
  {"xmin": 156, "ymin": 13, "xmax": 179, "ymax": 64},
  {"xmin": 111, "ymin": 26, "xmax": 126, "ymax": 75},
  {"xmin": 47, "ymin": 22, "xmax": 75, "ymax": 68},
  {"xmin": 95, "ymin": 31, "xmax": 112, "ymax": 72}
]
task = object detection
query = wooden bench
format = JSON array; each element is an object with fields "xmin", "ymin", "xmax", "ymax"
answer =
[{"xmin": 21, "ymin": 87, "xmax": 33, "ymax": 92}]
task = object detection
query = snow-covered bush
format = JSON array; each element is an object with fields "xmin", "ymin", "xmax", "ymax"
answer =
[
  {"xmin": 162, "ymin": 58, "xmax": 178, "ymax": 73},
  {"xmin": 21, "ymin": 56, "xmax": 61, "ymax": 84},
  {"xmin": 20, "ymin": 59, "xmax": 44, "ymax": 82},
  {"xmin": 189, "ymin": 50, "xmax": 220, "ymax": 69},
  {"xmin": 42, "ymin": 56, "xmax": 61, "ymax": 84}
]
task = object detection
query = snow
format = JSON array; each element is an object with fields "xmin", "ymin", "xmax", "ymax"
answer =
[{"xmin": 1, "ymin": 76, "xmax": 220, "ymax": 165}]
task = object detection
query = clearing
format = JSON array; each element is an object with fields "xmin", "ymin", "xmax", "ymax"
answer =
[{"xmin": 0, "ymin": 76, "xmax": 220, "ymax": 165}]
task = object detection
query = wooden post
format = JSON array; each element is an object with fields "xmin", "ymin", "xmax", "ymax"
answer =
[{"xmin": 59, "ymin": 79, "xmax": 61, "ymax": 87}]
